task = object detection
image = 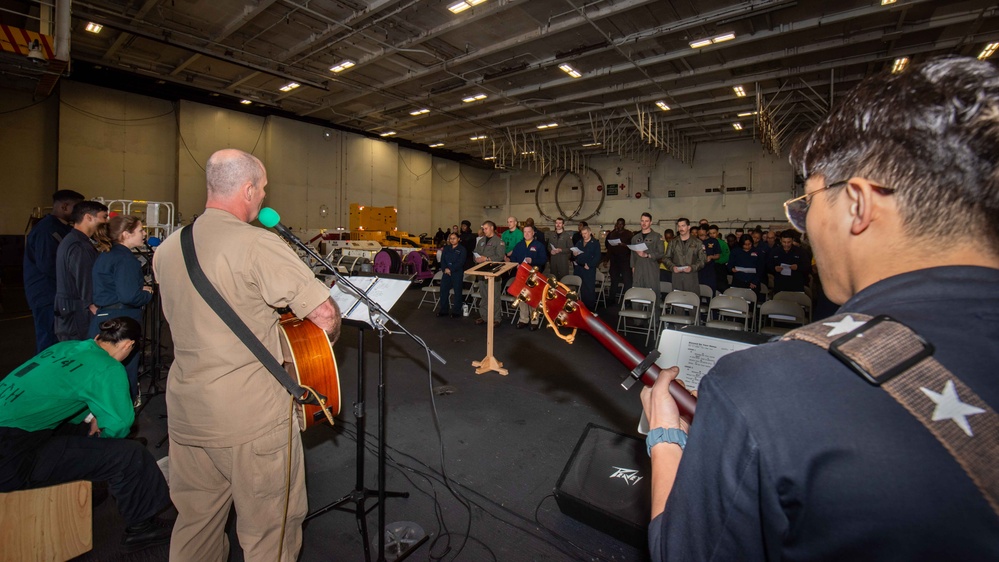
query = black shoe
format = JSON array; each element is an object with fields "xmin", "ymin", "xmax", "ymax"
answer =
[
  {"xmin": 450, "ymin": 313, "xmax": 460, "ymax": 318},
  {"xmin": 529, "ymin": 323, "xmax": 540, "ymax": 331},
  {"xmin": 122, "ymin": 517, "xmax": 173, "ymax": 553},
  {"xmin": 516, "ymin": 322, "xmax": 528, "ymax": 329},
  {"xmin": 436, "ymin": 311, "xmax": 447, "ymax": 317}
]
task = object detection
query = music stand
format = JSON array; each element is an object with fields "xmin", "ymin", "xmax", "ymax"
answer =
[
  {"xmin": 307, "ymin": 273, "xmax": 424, "ymax": 562},
  {"xmin": 466, "ymin": 261, "xmax": 518, "ymax": 376}
]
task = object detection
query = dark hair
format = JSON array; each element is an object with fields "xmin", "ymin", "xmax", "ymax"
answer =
[
  {"xmin": 739, "ymin": 234, "xmax": 754, "ymax": 246},
  {"xmin": 735, "ymin": 228, "xmax": 744, "ymax": 234},
  {"xmin": 641, "ymin": 212, "xmax": 652, "ymax": 220},
  {"xmin": 578, "ymin": 221, "xmax": 588, "ymax": 227},
  {"xmin": 70, "ymin": 201, "xmax": 108, "ymax": 224},
  {"xmin": 664, "ymin": 228, "xmax": 674, "ymax": 236},
  {"xmin": 52, "ymin": 189, "xmax": 84, "ymax": 204},
  {"xmin": 96, "ymin": 316, "xmax": 141, "ymax": 344},
  {"xmin": 781, "ymin": 229, "xmax": 796, "ymax": 240},
  {"xmin": 790, "ymin": 56, "xmax": 999, "ymax": 251},
  {"xmin": 523, "ymin": 224, "xmax": 535, "ymax": 235},
  {"xmin": 677, "ymin": 217, "xmax": 690, "ymax": 226},
  {"xmin": 108, "ymin": 215, "xmax": 142, "ymax": 243},
  {"xmin": 709, "ymin": 224, "xmax": 720, "ymax": 231},
  {"xmin": 461, "ymin": 220, "xmax": 471, "ymax": 228},
  {"xmin": 482, "ymin": 220, "xmax": 496, "ymax": 229}
]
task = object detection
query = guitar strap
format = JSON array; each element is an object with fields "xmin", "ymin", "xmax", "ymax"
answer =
[
  {"xmin": 782, "ymin": 313, "xmax": 999, "ymax": 518},
  {"xmin": 179, "ymin": 220, "xmax": 323, "ymax": 407}
]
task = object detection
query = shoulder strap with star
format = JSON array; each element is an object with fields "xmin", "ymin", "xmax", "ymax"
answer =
[{"xmin": 782, "ymin": 313, "xmax": 999, "ymax": 519}]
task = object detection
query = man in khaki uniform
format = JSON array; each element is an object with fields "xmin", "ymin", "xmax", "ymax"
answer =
[{"xmin": 154, "ymin": 149, "xmax": 341, "ymax": 561}]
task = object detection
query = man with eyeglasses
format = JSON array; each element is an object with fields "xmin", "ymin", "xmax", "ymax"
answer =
[{"xmin": 641, "ymin": 57, "xmax": 999, "ymax": 561}]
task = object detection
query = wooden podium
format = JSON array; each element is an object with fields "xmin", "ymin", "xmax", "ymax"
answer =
[{"xmin": 466, "ymin": 260, "xmax": 518, "ymax": 375}]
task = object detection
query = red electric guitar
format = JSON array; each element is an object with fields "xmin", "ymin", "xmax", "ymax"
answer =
[{"xmin": 506, "ymin": 262, "xmax": 697, "ymax": 420}]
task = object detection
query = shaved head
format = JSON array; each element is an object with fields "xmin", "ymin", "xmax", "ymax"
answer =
[{"xmin": 206, "ymin": 149, "xmax": 265, "ymax": 199}]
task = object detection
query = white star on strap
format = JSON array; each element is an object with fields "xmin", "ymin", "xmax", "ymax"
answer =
[
  {"xmin": 823, "ymin": 315, "xmax": 867, "ymax": 337},
  {"xmin": 920, "ymin": 380, "xmax": 986, "ymax": 437}
]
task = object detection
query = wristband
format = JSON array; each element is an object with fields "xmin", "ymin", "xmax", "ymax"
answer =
[{"xmin": 646, "ymin": 427, "xmax": 687, "ymax": 456}]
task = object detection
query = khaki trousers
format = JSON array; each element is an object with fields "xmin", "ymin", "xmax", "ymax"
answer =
[{"xmin": 168, "ymin": 415, "xmax": 307, "ymax": 562}]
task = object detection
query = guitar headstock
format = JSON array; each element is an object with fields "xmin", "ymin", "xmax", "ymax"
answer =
[{"xmin": 507, "ymin": 263, "xmax": 593, "ymax": 338}]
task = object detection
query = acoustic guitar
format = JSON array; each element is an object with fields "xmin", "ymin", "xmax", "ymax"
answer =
[
  {"xmin": 277, "ymin": 313, "xmax": 341, "ymax": 430},
  {"xmin": 506, "ymin": 263, "xmax": 697, "ymax": 420}
]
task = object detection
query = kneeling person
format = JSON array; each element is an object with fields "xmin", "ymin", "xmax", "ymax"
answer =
[{"xmin": 0, "ymin": 317, "xmax": 172, "ymax": 553}]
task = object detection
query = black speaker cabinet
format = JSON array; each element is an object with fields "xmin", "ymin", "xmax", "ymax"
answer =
[{"xmin": 554, "ymin": 423, "xmax": 651, "ymax": 548}]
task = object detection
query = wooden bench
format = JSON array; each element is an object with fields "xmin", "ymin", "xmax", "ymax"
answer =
[{"xmin": 0, "ymin": 481, "xmax": 92, "ymax": 561}]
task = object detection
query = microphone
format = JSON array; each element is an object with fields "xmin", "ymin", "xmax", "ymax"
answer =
[{"xmin": 258, "ymin": 207, "xmax": 303, "ymax": 245}]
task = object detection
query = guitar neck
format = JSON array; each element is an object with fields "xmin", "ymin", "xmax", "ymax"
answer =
[{"xmin": 577, "ymin": 308, "xmax": 698, "ymax": 419}]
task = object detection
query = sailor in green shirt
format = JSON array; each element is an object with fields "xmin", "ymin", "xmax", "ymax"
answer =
[
  {"xmin": 0, "ymin": 317, "xmax": 173, "ymax": 553},
  {"xmin": 501, "ymin": 216, "xmax": 524, "ymax": 258},
  {"xmin": 709, "ymin": 224, "xmax": 731, "ymax": 292}
]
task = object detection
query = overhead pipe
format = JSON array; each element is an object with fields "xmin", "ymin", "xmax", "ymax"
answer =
[{"xmin": 55, "ymin": 0, "xmax": 70, "ymax": 61}]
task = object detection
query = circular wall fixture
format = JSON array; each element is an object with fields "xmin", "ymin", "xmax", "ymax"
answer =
[{"xmin": 534, "ymin": 167, "xmax": 606, "ymax": 223}]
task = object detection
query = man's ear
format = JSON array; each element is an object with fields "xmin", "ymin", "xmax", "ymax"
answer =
[
  {"xmin": 845, "ymin": 177, "xmax": 877, "ymax": 235},
  {"xmin": 241, "ymin": 181, "xmax": 256, "ymax": 202}
]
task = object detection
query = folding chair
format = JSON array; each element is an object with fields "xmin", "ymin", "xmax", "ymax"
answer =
[
  {"xmin": 774, "ymin": 291, "xmax": 813, "ymax": 323},
  {"xmin": 561, "ymin": 274, "xmax": 583, "ymax": 295},
  {"xmin": 724, "ymin": 287, "xmax": 758, "ymax": 330},
  {"xmin": 616, "ymin": 287, "xmax": 657, "ymax": 346},
  {"xmin": 758, "ymin": 300, "xmax": 807, "ymax": 336},
  {"xmin": 706, "ymin": 295, "xmax": 751, "ymax": 331},
  {"xmin": 594, "ymin": 271, "xmax": 608, "ymax": 309},
  {"xmin": 660, "ymin": 281, "xmax": 673, "ymax": 295},
  {"xmin": 658, "ymin": 290, "xmax": 700, "ymax": 340},
  {"xmin": 418, "ymin": 271, "xmax": 443, "ymax": 309}
]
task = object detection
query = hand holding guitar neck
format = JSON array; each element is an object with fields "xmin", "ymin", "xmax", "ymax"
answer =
[{"xmin": 506, "ymin": 263, "xmax": 697, "ymax": 420}]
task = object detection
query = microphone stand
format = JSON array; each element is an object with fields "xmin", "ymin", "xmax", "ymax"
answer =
[{"xmin": 269, "ymin": 220, "xmax": 440, "ymax": 562}]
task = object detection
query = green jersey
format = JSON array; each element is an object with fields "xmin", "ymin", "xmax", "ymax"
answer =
[{"xmin": 0, "ymin": 340, "xmax": 134, "ymax": 438}]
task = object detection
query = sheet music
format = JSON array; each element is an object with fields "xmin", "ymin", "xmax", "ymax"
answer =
[
  {"xmin": 330, "ymin": 276, "xmax": 410, "ymax": 326},
  {"xmin": 607, "ymin": 238, "xmax": 621, "ymax": 246},
  {"xmin": 627, "ymin": 242, "xmax": 648, "ymax": 252}
]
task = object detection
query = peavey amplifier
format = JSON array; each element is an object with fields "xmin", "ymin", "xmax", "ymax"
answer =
[{"xmin": 554, "ymin": 423, "xmax": 651, "ymax": 548}]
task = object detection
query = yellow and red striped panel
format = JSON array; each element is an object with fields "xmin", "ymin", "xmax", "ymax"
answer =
[{"xmin": 0, "ymin": 25, "xmax": 54, "ymax": 60}]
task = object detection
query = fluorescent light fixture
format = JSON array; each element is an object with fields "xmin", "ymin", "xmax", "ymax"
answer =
[
  {"xmin": 448, "ymin": 0, "xmax": 485, "ymax": 13},
  {"xmin": 733, "ymin": 123, "xmax": 743, "ymax": 131},
  {"xmin": 582, "ymin": 142, "xmax": 602, "ymax": 147},
  {"xmin": 85, "ymin": 22, "xmax": 103, "ymax": 33},
  {"xmin": 330, "ymin": 60, "xmax": 355, "ymax": 73},
  {"xmin": 978, "ymin": 42, "xmax": 998, "ymax": 60},
  {"xmin": 737, "ymin": 111, "xmax": 758, "ymax": 117},
  {"xmin": 558, "ymin": 63, "xmax": 582, "ymax": 78},
  {"xmin": 240, "ymin": 99, "xmax": 253, "ymax": 105},
  {"xmin": 733, "ymin": 85, "xmax": 746, "ymax": 97},
  {"xmin": 409, "ymin": 108, "xmax": 430, "ymax": 116},
  {"xmin": 536, "ymin": 122, "xmax": 558, "ymax": 129},
  {"xmin": 881, "ymin": 0, "xmax": 897, "ymax": 5},
  {"xmin": 484, "ymin": 156, "xmax": 496, "ymax": 160},
  {"xmin": 891, "ymin": 57, "xmax": 909, "ymax": 74},
  {"xmin": 379, "ymin": 131, "xmax": 397, "ymax": 137},
  {"xmin": 470, "ymin": 135, "xmax": 488, "ymax": 141},
  {"xmin": 279, "ymin": 82, "xmax": 300, "ymax": 92},
  {"xmin": 429, "ymin": 142, "xmax": 445, "ymax": 148},
  {"xmin": 655, "ymin": 101, "xmax": 671, "ymax": 111},
  {"xmin": 689, "ymin": 32, "xmax": 736, "ymax": 49},
  {"xmin": 462, "ymin": 93, "xmax": 487, "ymax": 103}
]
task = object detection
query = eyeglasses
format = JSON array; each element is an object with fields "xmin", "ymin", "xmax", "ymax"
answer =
[
  {"xmin": 784, "ymin": 180, "xmax": 895, "ymax": 233},
  {"xmin": 783, "ymin": 180, "xmax": 848, "ymax": 233}
]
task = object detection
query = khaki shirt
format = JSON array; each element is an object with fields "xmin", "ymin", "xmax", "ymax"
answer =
[{"xmin": 153, "ymin": 209, "xmax": 330, "ymax": 447}]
